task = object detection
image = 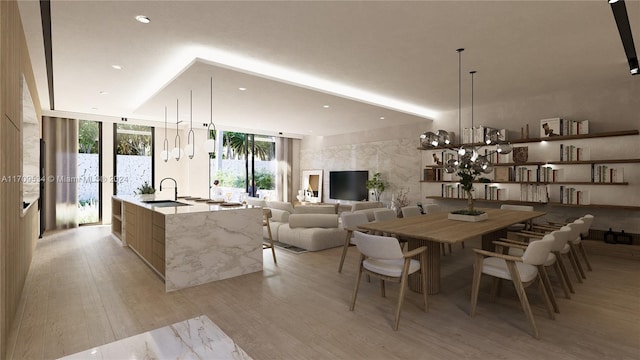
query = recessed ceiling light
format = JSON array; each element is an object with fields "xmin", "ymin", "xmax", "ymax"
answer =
[
  {"xmin": 238, "ymin": 87, "xmax": 247, "ymax": 91},
  {"xmin": 379, "ymin": 116, "xmax": 385, "ymax": 120},
  {"xmin": 91, "ymin": 107, "xmax": 98, "ymax": 110},
  {"xmin": 135, "ymin": 15, "xmax": 150, "ymax": 24},
  {"xmin": 99, "ymin": 91, "xmax": 108, "ymax": 95},
  {"xmin": 111, "ymin": 65, "xmax": 122, "ymax": 70},
  {"xmin": 323, "ymin": 105, "xmax": 330, "ymax": 108}
]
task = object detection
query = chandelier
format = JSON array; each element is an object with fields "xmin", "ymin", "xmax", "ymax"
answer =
[{"xmin": 420, "ymin": 48, "xmax": 512, "ymax": 176}]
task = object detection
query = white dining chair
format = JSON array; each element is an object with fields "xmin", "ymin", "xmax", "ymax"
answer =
[
  {"xmin": 338, "ymin": 212, "xmax": 370, "ymax": 273},
  {"xmin": 500, "ymin": 204, "xmax": 534, "ymax": 231},
  {"xmin": 470, "ymin": 233, "xmax": 556, "ymax": 339},
  {"xmin": 401, "ymin": 206, "xmax": 421, "ymax": 218},
  {"xmin": 350, "ymin": 231, "xmax": 428, "ymax": 330}
]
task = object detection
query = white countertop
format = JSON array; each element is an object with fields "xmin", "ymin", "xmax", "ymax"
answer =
[
  {"xmin": 113, "ymin": 194, "xmax": 260, "ymax": 215},
  {"xmin": 58, "ymin": 315, "xmax": 253, "ymax": 360}
]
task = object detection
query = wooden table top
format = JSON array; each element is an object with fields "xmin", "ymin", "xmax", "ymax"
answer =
[{"xmin": 357, "ymin": 208, "xmax": 546, "ymax": 244}]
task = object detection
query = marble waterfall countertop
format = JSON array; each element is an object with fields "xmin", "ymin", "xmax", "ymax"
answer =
[
  {"xmin": 58, "ymin": 315, "xmax": 253, "ymax": 359},
  {"xmin": 113, "ymin": 194, "xmax": 261, "ymax": 215},
  {"xmin": 113, "ymin": 194, "xmax": 263, "ymax": 292}
]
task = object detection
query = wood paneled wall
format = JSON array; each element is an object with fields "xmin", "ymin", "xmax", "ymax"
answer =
[{"xmin": 1, "ymin": 0, "xmax": 43, "ymax": 358}]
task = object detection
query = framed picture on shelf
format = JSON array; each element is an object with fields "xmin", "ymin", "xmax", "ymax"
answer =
[{"xmin": 540, "ymin": 118, "xmax": 561, "ymax": 137}]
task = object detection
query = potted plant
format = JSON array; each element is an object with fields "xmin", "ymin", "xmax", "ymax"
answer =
[
  {"xmin": 135, "ymin": 181, "xmax": 156, "ymax": 199},
  {"xmin": 366, "ymin": 172, "xmax": 386, "ymax": 202},
  {"xmin": 448, "ymin": 161, "xmax": 490, "ymax": 221}
]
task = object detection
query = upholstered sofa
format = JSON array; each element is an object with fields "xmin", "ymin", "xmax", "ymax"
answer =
[
  {"xmin": 244, "ymin": 198, "xmax": 346, "ymax": 251},
  {"xmin": 276, "ymin": 213, "xmax": 347, "ymax": 251},
  {"xmin": 349, "ymin": 201, "xmax": 384, "ymax": 221}
]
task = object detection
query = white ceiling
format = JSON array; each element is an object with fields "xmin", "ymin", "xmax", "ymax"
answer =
[{"xmin": 17, "ymin": 0, "xmax": 639, "ymax": 137}]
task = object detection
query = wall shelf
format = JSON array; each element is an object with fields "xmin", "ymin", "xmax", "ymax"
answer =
[{"xmin": 420, "ymin": 129, "xmax": 639, "ymax": 210}]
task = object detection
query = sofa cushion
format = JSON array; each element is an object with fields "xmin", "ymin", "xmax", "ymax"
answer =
[
  {"xmin": 288, "ymin": 214, "xmax": 338, "ymax": 228},
  {"xmin": 246, "ymin": 197, "xmax": 267, "ymax": 207},
  {"xmin": 351, "ymin": 201, "xmax": 383, "ymax": 212},
  {"xmin": 266, "ymin": 201, "xmax": 295, "ymax": 214},
  {"xmin": 294, "ymin": 205, "xmax": 337, "ymax": 214},
  {"xmin": 270, "ymin": 208, "xmax": 290, "ymax": 223}
]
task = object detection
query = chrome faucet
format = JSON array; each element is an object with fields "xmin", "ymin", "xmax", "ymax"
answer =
[{"xmin": 159, "ymin": 177, "xmax": 178, "ymax": 201}]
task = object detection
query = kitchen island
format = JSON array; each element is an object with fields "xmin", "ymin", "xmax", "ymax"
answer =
[{"xmin": 112, "ymin": 195, "xmax": 263, "ymax": 292}]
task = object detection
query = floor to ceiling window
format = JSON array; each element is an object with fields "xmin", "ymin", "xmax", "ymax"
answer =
[
  {"xmin": 77, "ymin": 120, "xmax": 102, "ymax": 224},
  {"xmin": 114, "ymin": 124, "xmax": 154, "ymax": 195},
  {"xmin": 210, "ymin": 131, "xmax": 277, "ymax": 201}
]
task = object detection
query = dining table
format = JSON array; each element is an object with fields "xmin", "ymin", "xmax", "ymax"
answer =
[{"xmin": 357, "ymin": 207, "xmax": 546, "ymax": 294}]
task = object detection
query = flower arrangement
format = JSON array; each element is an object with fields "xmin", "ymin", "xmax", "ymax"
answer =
[
  {"xmin": 392, "ymin": 187, "xmax": 410, "ymax": 210},
  {"xmin": 135, "ymin": 181, "xmax": 156, "ymax": 195},
  {"xmin": 451, "ymin": 160, "xmax": 490, "ymax": 215}
]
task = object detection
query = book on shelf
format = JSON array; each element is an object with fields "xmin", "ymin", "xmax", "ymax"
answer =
[
  {"xmin": 562, "ymin": 119, "xmax": 590, "ymax": 135},
  {"xmin": 494, "ymin": 167, "xmax": 512, "ymax": 182},
  {"xmin": 484, "ymin": 185, "xmax": 508, "ymax": 201},
  {"xmin": 559, "ymin": 144, "xmax": 590, "ymax": 161},
  {"xmin": 541, "ymin": 166, "xmax": 564, "ymax": 182},
  {"xmin": 559, "ymin": 186, "xmax": 590, "ymax": 205},
  {"xmin": 515, "ymin": 166, "xmax": 538, "ymax": 182},
  {"xmin": 519, "ymin": 184, "xmax": 548, "ymax": 203},
  {"xmin": 593, "ymin": 165, "xmax": 624, "ymax": 183},
  {"xmin": 424, "ymin": 168, "xmax": 444, "ymax": 181}
]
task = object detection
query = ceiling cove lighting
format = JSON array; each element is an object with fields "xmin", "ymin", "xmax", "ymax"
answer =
[
  {"xmin": 131, "ymin": 45, "xmax": 440, "ymax": 120},
  {"xmin": 111, "ymin": 65, "xmax": 122, "ymax": 70},
  {"xmin": 135, "ymin": 15, "xmax": 150, "ymax": 24},
  {"xmin": 610, "ymin": 0, "xmax": 639, "ymax": 75}
]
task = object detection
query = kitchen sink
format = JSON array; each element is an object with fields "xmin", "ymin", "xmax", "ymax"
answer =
[{"xmin": 142, "ymin": 200, "xmax": 191, "ymax": 207}]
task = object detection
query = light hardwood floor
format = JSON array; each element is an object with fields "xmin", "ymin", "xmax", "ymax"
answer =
[{"xmin": 6, "ymin": 226, "xmax": 640, "ymax": 359}]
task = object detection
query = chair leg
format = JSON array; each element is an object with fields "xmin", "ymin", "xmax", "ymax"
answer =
[
  {"xmin": 393, "ymin": 259, "xmax": 412, "ymax": 330},
  {"xmin": 338, "ymin": 230, "xmax": 352, "ymax": 273},
  {"xmin": 555, "ymin": 252, "xmax": 575, "ymax": 294},
  {"xmin": 420, "ymin": 252, "xmax": 428, "ymax": 313},
  {"xmin": 506, "ymin": 261, "xmax": 539, "ymax": 339},
  {"xmin": 490, "ymin": 278, "xmax": 502, "ymax": 301},
  {"xmin": 461, "ymin": 241, "xmax": 465, "ymax": 249},
  {"xmin": 440, "ymin": 243, "xmax": 446, "ymax": 256},
  {"xmin": 569, "ymin": 243, "xmax": 586, "ymax": 279},
  {"xmin": 567, "ymin": 249, "xmax": 584, "ymax": 284},
  {"xmin": 470, "ymin": 254, "xmax": 483, "ymax": 317},
  {"xmin": 539, "ymin": 265, "xmax": 559, "ymax": 313},
  {"xmin": 578, "ymin": 242, "xmax": 593, "ymax": 271},
  {"xmin": 266, "ymin": 223, "xmax": 277, "ymax": 264},
  {"xmin": 537, "ymin": 275, "xmax": 556, "ymax": 321},
  {"xmin": 447, "ymin": 243, "xmax": 453, "ymax": 254},
  {"xmin": 552, "ymin": 261, "xmax": 570, "ymax": 299},
  {"xmin": 350, "ymin": 256, "xmax": 365, "ymax": 311},
  {"xmin": 380, "ymin": 279, "xmax": 386, "ymax": 297}
]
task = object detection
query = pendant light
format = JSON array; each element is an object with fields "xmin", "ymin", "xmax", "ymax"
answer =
[
  {"xmin": 160, "ymin": 106, "xmax": 170, "ymax": 162},
  {"xmin": 185, "ymin": 90, "xmax": 196, "ymax": 159},
  {"xmin": 171, "ymin": 98, "xmax": 182, "ymax": 161},
  {"xmin": 203, "ymin": 77, "xmax": 217, "ymax": 156}
]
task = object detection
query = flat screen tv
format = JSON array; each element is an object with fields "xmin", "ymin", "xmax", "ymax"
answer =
[{"xmin": 329, "ymin": 170, "xmax": 369, "ymax": 201}]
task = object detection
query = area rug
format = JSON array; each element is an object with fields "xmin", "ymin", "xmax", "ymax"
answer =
[{"xmin": 271, "ymin": 240, "xmax": 308, "ymax": 254}]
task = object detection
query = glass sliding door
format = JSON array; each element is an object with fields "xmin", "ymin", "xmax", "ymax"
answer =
[
  {"xmin": 77, "ymin": 120, "xmax": 102, "ymax": 224},
  {"xmin": 114, "ymin": 124, "xmax": 154, "ymax": 195},
  {"xmin": 209, "ymin": 131, "xmax": 276, "ymax": 201}
]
